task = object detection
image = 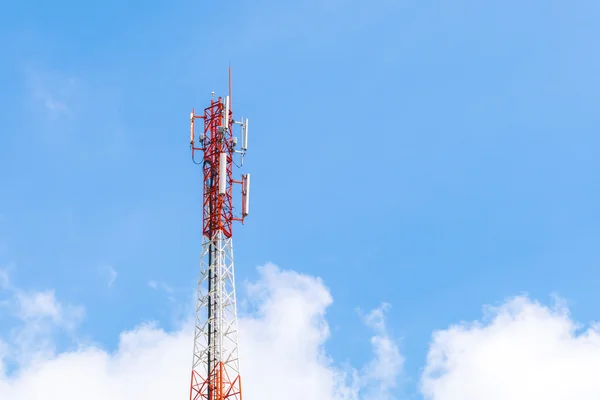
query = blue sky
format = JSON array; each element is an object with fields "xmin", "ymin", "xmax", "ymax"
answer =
[{"xmin": 1, "ymin": 1, "xmax": 600, "ymax": 399}]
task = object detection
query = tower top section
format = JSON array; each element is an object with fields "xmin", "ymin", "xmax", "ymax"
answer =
[{"xmin": 189, "ymin": 67, "xmax": 250, "ymax": 239}]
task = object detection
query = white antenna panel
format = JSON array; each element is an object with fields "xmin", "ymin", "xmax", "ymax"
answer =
[
  {"xmin": 242, "ymin": 118, "xmax": 248, "ymax": 150},
  {"xmin": 224, "ymin": 96, "xmax": 230, "ymax": 129},
  {"xmin": 219, "ymin": 152, "xmax": 227, "ymax": 194},
  {"xmin": 190, "ymin": 112, "xmax": 194, "ymax": 144},
  {"xmin": 243, "ymin": 173, "xmax": 250, "ymax": 216}
]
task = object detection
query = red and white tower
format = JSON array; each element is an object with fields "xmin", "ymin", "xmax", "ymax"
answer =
[{"xmin": 188, "ymin": 67, "xmax": 250, "ymax": 400}]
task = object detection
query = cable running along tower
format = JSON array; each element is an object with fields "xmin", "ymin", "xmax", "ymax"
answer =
[{"xmin": 189, "ymin": 67, "xmax": 250, "ymax": 400}]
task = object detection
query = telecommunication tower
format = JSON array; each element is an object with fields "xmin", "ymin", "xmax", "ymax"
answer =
[{"xmin": 188, "ymin": 67, "xmax": 250, "ymax": 400}]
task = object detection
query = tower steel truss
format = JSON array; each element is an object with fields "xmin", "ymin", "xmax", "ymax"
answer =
[{"xmin": 189, "ymin": 69, "xmax": 249, "ymax": 400}]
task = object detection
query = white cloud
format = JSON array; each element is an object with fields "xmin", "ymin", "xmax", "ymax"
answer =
[
  {"xmin": 147, "ymin": 280, "xmax": 175, "ymax": 303},
  {"xmin": 0, "ymin": 269, "xmax": 84, "ymax": 371},
  {"xmin": 15, "ymin": 290, "xmax": 63, "ymax": 321},
  {"xmin": 147, "ymin": 280, "xmax": 173, "ymax": 293},
  {"xmin": 42, "ymin": 96, "xmax": 69, "ymax": 113},
  {"xmin": 359, "ymin": 303, "xmax": 404, "ymax": 399},
  {"xmin": 0, "ymin": 269, "xmax": 83, "ymax": 330},
  {"xmin": 0, "ymin": 263, "xmax": 404, "ymax": 400},
  {"xmin": 22, "ymin": 67, "xmax": 128, "ymax": 160},
  {"xmin": 421, "ymin": 296, "xmax": 600, "ymax": 400},
  {"xmin": 106, "ymin": 266, "xmax": 117, "ymax": 288},
  {"xmin": 25, "ymin": 69, "xmax": 74, "ymax": 116},
  {"xmin": 10, "ymin": 262, "xmax": 600, "ymax": 399}
]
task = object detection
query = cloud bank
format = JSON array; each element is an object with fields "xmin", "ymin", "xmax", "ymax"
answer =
[
  {"xmin": 421, "ymin": 296, "xmax": 600, "ymax": 400},
  {"xmin": 0, "ymin": 263, "xmax": 403, "ymax": 400},
  {"xmin": 3, "ymin": 263, "xmax": 600, "ymax": 400}
]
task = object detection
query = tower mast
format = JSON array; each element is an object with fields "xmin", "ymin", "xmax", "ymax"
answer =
[{"xmin": 189, "ymin": 67, "xmax": 250, "ymax": 400}]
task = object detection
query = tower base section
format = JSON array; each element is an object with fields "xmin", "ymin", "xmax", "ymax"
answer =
[{"xmin": 190, "ymin": 362, "xmax": 242, "ymax": 400}]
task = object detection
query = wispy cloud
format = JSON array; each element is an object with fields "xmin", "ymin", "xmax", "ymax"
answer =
[
  {"xmin": 358, "ymin": 303, "xmax": 405, "ymax": 399},
  {"xmin": 22, "ymin": 66, "xmax": 128, "ymax": 159},
  {"xmin": 0, "ymin": 268, "xmax": 85, "ymax": 369},
  {"xmin": 95, "ymin": 265, "xmax": 118, "ymax": 288},
  {"xmin": 25, "ymin": 69, "xmax": 76, "ymax": 117},
  {"xmin": 38, "ymin": 92, "xmax": 69, "ymax": 114},
  {"xmin": 107, "ymin": 266, "xmax": 118, "ymax": 288},
  {"xmin": 147, "ymin": 280, "xmax": 174, "ymax": 293},
  {"xmin": 14, "ymin": 289, "xmax": 84, "ymax": 329},
  {"xmin": 0, "ymin": 268, "xmax": 84, "ymax": 329}
]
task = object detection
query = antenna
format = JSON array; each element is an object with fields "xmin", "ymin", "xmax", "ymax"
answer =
[
  {"xmin": 229, "ymin": 65, "xmax": 232, "ymax": 113},
  {"xmin": 243, "ymin": 173, "xmax": 250, "ymax": 216},
  {"xmin": 242, "ymin": 118, "xmax": 248, "ymax": 150},
  {"xmin": 224, "ymin": 96, "xmax": 230, "ymax": 129},
  {"xmin": 190, "ymin": 111, "xmax": 195, "ymax": 145},
  {"xmin": 219, "ymin": 152, "xmax": 227, "ymax": 194}
]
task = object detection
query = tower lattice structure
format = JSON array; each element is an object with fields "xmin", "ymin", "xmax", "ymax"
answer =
[{"xmin": 189, "ymin": 68, "xmax": 250, "ymax": 400}]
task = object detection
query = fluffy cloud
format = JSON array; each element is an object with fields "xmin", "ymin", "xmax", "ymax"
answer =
[
  {"xmin": 0, "ymin": 263, "xmax": 403, "ymax": 400},
  {"xmin": 421, "ymin": 296, "xmax": 600, "ymax": 400},
  {"xmin": 5, "ymin": 263, "xmax": 600, "ymax": 400}
]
